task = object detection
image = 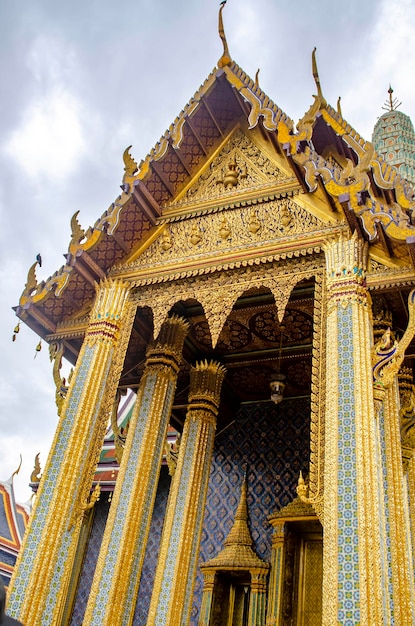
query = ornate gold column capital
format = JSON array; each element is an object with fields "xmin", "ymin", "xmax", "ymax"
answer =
[
  {"xmin": 86, "ymin": 278, "xmax": 131, "ymax": 345},
  {"xmin": 323, "ymin": 231, "xmax": 370, "ymax": 312},
  {"xmin": 145, "ymin": 314, "xmax": 189, "ymax": 372},
  {"xmin": 188, "ymin": 360, "xmax": 227, "ymax": 415},
  {"xmin": 324, "ymin": 230, "xmax": 368, "ymax": 283}
]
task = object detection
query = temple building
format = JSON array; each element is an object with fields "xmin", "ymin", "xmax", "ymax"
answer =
[
  {"xmin": 8, "ymin": 7, "xmax": 415, "ymax": 626},
  {"xmin": 0, "ymin": 472, "xmax": 29, "ymax": 588}
]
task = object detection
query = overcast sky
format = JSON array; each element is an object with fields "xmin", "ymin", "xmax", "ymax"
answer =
[{"xmin": 1, "ymin": 0, "xmax": 415, "ymax": 503}]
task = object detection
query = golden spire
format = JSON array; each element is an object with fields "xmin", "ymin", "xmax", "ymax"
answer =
[
  {"xmin": 223, "ymin": 477, "xmax": 252, "ymax": 548},
  {"xmin": 201, "ymin": 476, "xmax": 268, "ymax": 569},
  {"xmin": 218, "ymin": 1, "xmax": 232, "ymax": 68},
  {"xmin": 312, "ymin": 47, "xmax": 326, "ymax": 108},
  {"xmin": 337, "ymin": 96, "xmax": 342, "ymax": 117}
]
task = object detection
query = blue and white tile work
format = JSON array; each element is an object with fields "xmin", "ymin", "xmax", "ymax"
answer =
[
  {"xmin": 8, "ymin": 344, "xmax": 97, "ymax": 615},
  {"xmin": 70, "ymin": 499, "xmax": 111, "ymax": 625},
  {"xmin": 335, "ymin": 306, "xmax": 360, "ymax": 626},
  {"xmin": 133, "ymin": 468, "xmax": 171, "ymax": 626}
]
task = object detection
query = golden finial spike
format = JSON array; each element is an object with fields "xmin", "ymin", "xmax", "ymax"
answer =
[
  {"xmin": 337, "ymin": 96, "xmax": 342, "ymax": 117},
  {"xmin": 311, "ymin": 47, "xmax": 326, "ymax": 106},
  {"xmin": 31, "ymin": 453, "xmax": 41, "ymax": 483},
  {"xmin": 218, "ymin": 1, "xmax": 232, "ymax": 68},
  {"xmin": 254, "ymin": 68, "xmax": 260, "ymax": 88},
  {"xmin": 12, "ymin": 454, "xmax": 22, "ymax": 479}
]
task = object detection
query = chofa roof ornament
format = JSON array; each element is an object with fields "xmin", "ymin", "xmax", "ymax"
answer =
[
  {"xmin": 218, "ymin": 1, "xmax": 232, "ymax": 68},
  {"xmin": 312, "ymin": 47, "xmax": 327, "ymax": 109}
]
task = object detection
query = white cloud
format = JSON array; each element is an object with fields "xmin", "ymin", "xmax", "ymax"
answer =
[
  {"xmin": 341, "ymin": 0, "xmax": 415, "ymax": 138},
  {"xmin": 5, "ymin": 87, "xmax": 86, "ymax": 180},
  {"xmin": 4, "ymin": 34, "xmax": 86, "ymax": 181}
]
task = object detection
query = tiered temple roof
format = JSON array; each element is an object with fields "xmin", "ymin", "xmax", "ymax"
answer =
[{"xmin": 15, "ymin": 39, "xmax": 415, "ymax": 370}]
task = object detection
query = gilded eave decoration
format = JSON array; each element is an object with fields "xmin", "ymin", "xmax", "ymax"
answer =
[{"xmin": 277, "ymin": 95, "xmax": 415, "ymax": 258}]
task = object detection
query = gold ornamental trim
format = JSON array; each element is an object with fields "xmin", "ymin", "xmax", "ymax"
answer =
[{"xmin": 113, "ymin": 241, "xmax": 324, "ymax": 285}]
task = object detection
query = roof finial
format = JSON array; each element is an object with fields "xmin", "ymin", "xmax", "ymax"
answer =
[
  {"xmin": 337, "ymin": 96, "xmax": 342, "ymax": 117},
  {"xmin": 218, "ymin": 1, "xmax": 232, "ymax": 68},
  {"xmin": 12, "ymin": 454, "xmax": 22, "ymax": 480},
  {"xmin": 382, "ymin": 85, "xmax": 402, "ymax": 112},
  {"xmin": 312, "ymin": 47, "xmax": 326, "ymax": 107}
]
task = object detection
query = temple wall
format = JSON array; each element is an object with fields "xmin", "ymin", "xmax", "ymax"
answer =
[
  {"xmin": 133, "ymin": 468, "xmax": 171, "ymax": 625},
  {"xmin": 70, "ymin": 500, "xmax": 111, "ymax": 626}
]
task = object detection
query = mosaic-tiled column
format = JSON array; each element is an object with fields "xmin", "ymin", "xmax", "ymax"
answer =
[
  {"xmin": 323, "ymin": 232, "xmax": 384, "ymax": 626},
  {"xmin": 405, "ymin": 454, "xmax": 415, "ymax": 586},
  {"xmin": 198, "ymin": 570, "xmax": 216, "ymax": 625},
  {"xmin": 248, "ymin": 570, "xmax": 268, "ymax": 626},
  {"xmin": 147, "ymin": 361, "xmax": 226, "ymax": 626},
  {"xmin": 265, "ymin": 521, "xmax": 287, "ymax": 626},
  {"xmin": 399, "ymin": 368, "xmax": 415, "ymax": 591},
  {"xmin": 372, "ymin": 345, "xmax": 415, "ymax": 623},
  {"xmin": 8, "ymin": 278, "xmax": 133, "ymax": 626},
  {"xmin": 83, "ymin": 315, "xmax": 189, "ymax": 626},
  {"xmin": 375, "ymin": 381, "xmax": 415, "ymax": 623}
]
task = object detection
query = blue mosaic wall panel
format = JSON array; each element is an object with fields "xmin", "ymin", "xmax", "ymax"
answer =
[
  {"xmin": 133, "ymin": 467, "xmax": 171, "ymax": 625},
  {"xmin": 70, "ymin": 499, "xmax": 110, "ymax": 625},
  {"xmin": 190, "ymin": 397, "xmax": 310, "ymax": 624}
]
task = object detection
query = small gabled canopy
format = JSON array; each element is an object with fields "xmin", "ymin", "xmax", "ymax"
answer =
[{"xmin": 201, "ymin": 478, "xmax": 269, "ymax": 573}]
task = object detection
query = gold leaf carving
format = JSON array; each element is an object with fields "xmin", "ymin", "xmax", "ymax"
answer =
[
  {"xmin": 129, "ymin": 198, "xmax": 327, "ymax": 277},
  {"xmin": 133, "ymin": 256, "xmax": 323, "ymax": 344},
  {"xmin": 168, "ymin": 129, "xmax": 293, "ymax": 208}
]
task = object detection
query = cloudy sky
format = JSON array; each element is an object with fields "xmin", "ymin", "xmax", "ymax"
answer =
[{"xmin": 1, "ymin": 0, "xmax": 415, "ymax": 503}]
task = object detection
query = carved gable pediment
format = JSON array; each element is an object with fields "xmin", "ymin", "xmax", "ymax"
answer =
[{"xmin": 166, "ymin": 128, "xmax": 294, "ymax": 210}]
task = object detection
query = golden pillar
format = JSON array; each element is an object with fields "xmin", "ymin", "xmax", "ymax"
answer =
[
  {"xmin": 83, "ymin": 315, "xmax": 189, "ymax": 626},
  {"xmin": 399, "ymin": 367, "xmax": 415, "ymax": 586},
  {"xmin": 323, "ymin": 231, "xmax": 384, "ymax": 625},
  {"xmin": 198, "ymin": 570, "xmax": 216, "ymax": 626},
  {"xmin": 405, "ymin": 454, "xmax": 415, "ymax": 592},
  {"xmin": 8, "ymin": 278, "xmax": 132, "ymax": 626},
  {"xmin": 265, "ymin": 522, "xmax": 287, "ymax": 626},
  {"xmin": 372, "ymin": 334, "xmax": 415, "ymax": 624},
  {"xmin": 248, "ymin": 570, "xmax": 268, "ymax": 626},
  {"xmin": 147, "ymin": 360, "xmax": 226, "ymax": 626},
  {"xmin": 379, "ymin": 380, "xmax": 415, "ymax": 623}
]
